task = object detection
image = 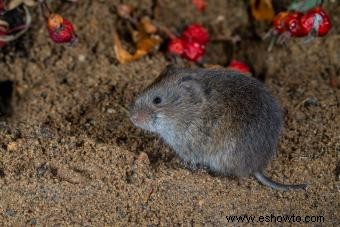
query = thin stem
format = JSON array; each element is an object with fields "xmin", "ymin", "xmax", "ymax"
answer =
[
  {"xmin": 38, "ymin": 0, "xmax": 51, "ymax": 20},
  {"xmin": 153, "ymin": 21, "xmax": 177, "ymax": 39}
]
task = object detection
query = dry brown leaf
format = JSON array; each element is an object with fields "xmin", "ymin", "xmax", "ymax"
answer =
[
  {"xmin": 249, "ymin": 0, "xmax": 275, "ymax": 21},
  {"xmin": 112, "ymin": 17, "xmax": 161, "ymax": 64},
  {"xmin": 112, "ymin": 29, "xmax": 134, "ymax": 64},
  {"xmin": 131, "ymin": 29, "xmax": 141, "ymax": 43},
  {"xmin": 113, "ymin": 30, "xmax": 160, "ymax": 64},
  {"xmin": 136, "ymin": 35, "xmax": 160, "ymax": 53},
  {"xmin": 140, "ymin": 17, "xmax": 157, "ymax": 34}
]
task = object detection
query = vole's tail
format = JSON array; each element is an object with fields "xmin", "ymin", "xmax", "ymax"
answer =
[{"xmin": 254, "ymin": 172, "xmax": 308, "ymax": 191}]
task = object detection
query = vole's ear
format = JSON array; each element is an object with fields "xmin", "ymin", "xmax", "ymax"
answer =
[
  {"xmin": 152, "ymin": 65, "xmax": 181, "ymax": 85},
  {"xmin": 178, "ymin": 75, "xmax": 205, "ymax": 103}
]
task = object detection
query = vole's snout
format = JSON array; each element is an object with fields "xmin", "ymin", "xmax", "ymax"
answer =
[
  {"xmin": 129, "ymin": 109, "xmax": 151, "ymax": 127},
  {"xmin": 130, "ymin": 112, "xmax": 143, "ymax": 125}
]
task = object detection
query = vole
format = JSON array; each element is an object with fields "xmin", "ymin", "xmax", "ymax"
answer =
[{"xmin": 130, "ymin": 66, "xmax": 307, "ymax": 191}]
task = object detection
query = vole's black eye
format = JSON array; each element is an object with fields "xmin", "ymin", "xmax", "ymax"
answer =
[{"xmin": 153, "ymin": 96, "xmax": 162, "ymax": 105}]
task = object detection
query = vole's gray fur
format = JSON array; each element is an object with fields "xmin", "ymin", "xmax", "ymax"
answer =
[{"xmin": 130, "ymin": 66, "xmax": 307, "ymax": 191}]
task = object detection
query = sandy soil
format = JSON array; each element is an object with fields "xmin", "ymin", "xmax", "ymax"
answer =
[{"xmin": 0, "ymin": 0, "xmax": 339, "ymax": 226}]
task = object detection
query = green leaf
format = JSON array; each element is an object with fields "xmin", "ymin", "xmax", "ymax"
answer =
[{"xmin": 288, "ymin": 0, "xmax": 323, "ymax": 12}]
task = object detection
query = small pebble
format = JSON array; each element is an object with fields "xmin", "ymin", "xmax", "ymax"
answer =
[
  {"xmin": 137, "ymin": 152, "xmax": 150, "ymax": 165},
  {"xmin": 78, "ymin": 55, "xmax": 86, "ymax": 62},
  {"xmin": 6, "ymin": 142, "xmax": 17, "ymax": 151},
  {"xmin": 36, "ymin": 163, "xmax": 49, "ymax": 177},
  {"xmin": 303, "ymin": 97, "xmax": 319, "ymax": 107},
  {"xmin": 28, "ymin": 218, "xmax": 37, "ymax": 225},
  {"xmin": 198, "ymin": 199, "xmax": 205, "ymax": 207},
  {"xmin": 107, "ymin": 108, "xmax": 114, "ymax": 114},
  {"xmin": 4, "ymin": 208, "xmax": 16, "ymax": 217}
]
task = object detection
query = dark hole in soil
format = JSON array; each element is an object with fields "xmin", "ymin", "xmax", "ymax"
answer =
[
  {"xmin": 0, "ymin": 80, "xmax": 13, "ymax": 117},
  {"xmin": 0, "ymin": 168, "xmax": 5, "ymax": 178},
  {"xmin": 50, "ymin": 167, "xmax": 58, "ymax": 176},
  {"xmin": 335, "ymin": 163, "xmax": 340, "ymax": 181}
]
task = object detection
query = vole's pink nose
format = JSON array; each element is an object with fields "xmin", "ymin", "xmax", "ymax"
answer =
[{"xmin": 130, "ymin": 112, "xmax": 147, "ymax": 125}]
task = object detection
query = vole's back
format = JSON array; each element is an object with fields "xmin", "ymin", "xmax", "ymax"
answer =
[{"xmin": 172, "ymin": 68, "xmax": 283, "ymax": 176}]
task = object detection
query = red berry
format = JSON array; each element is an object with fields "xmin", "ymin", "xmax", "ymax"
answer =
[
  {"xmin": 47, "ymin": 14, "xmax": 64, "ymax": 31},
  {"xmin": 228, "ymin": 60, "xmax": 250, "ymax": 74},
  {"xmin": 167, "ymin": 38, "xmax": 185, "ymax": 55},
  {"xmin": 300, "ymin": 7, "xmax": 331, "ymax": 37},
  {"xmin": 182, "ymin": 24, "xmax": 209, "ymax": 45},
  {"xmin": 48, "ymin": 15, "xmax": 76, "ymax": 44},
  {"xmin": 182, "ymin": 41, "xmax": 205, "ymax": 62},
  {"xmin": 284, "ymin": 12, "xmax": 307, "ymax": 37},
  {"xmin": 192, "ymin": 0, "xmax": 206, "ymax": 12},
  {"xmin": 272, "ymin": 12, "xmax": 289, "ymax": 34}
]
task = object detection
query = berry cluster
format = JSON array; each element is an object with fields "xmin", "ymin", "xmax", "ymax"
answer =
[
  {"xmin": 272, "ymin": 6, "xmax": 331, "ymax": 38},
  {"xmin": 167, "ymin": 24, "xmax": 209, "ymax": 62}
]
